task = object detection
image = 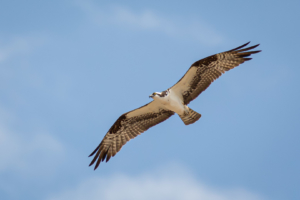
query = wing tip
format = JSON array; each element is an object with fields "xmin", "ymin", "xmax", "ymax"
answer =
[
  {"xmin": 89, "ymin": 146, "xmax": 111, "ymax": 170},
  {"xmin": 94, "ymin": 164, "xmax": 99, "ymax": 170},
  {"xmin": 228, "ymin": 42, "xmax": 262, "ymax": 53},
  {"xmin": 89, "ymin": 143, "xmax": 101, "ymax": 157},
  {"xmin": 233, "ymin": 42, "xmax": 261, "ymax": 61},
  {"xmin": 227, "ymin": 41, "xmax": 251, "ymax": 52}
]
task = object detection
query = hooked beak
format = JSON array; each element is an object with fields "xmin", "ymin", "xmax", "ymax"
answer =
[{"xmin": 149, "ymin": 95, "xmax": 153, "ymax": 98}]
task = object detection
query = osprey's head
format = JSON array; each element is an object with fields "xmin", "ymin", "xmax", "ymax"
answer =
[
  {"xmin": 149, "ymin": 92, "xmax": 159, "ymax": 98},
  {"xmin": 150, "ymin": 90, "xmax": 169, "ymax": 99}
]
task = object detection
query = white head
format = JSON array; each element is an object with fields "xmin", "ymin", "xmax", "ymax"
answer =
[
  {"xmin": 149, "ymin": 90, "xmax": 169, "ymax": 99},
  {"xmin": 149, "ymin": 92, "xmax": 161, "ymax": 99}
]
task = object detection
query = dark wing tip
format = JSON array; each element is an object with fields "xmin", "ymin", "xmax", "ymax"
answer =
[
  {"xmin": 227, "ymin": 42, "xmax": 262, "ymax": 53},
  {"xmin": 236, "ymin": 45, "xmax": 261, "ymax": 53},
  {"xmin": 237, "ymin": 50, "xmax": 261, "ymax": 58},
  {"xmin": 227, "ymin": 42, "xmax": 250, "ymax": 52},
  {"xmin": 233, "ymin": 43, "xmax": 261, "ymax": 61},
  {"xmin": 106, "ymin": 155, "xmax": 111, "ymax": 162},
  {"xmin": 94, "ymin": 150, "xmax": 105, "ymax": 170},
  {"xmin": 88, "ymin": 144, "xmax": 101, "ymax": 170},
  {"xmin": 89, "ymin": 145, "xmax": 110, "ymax": 170},
  {"xmin": 88, "ymin": 144, "xmax": 100, "ymax": 157},
  {"xmin": 94, "ymin": 163, "xmax": 99, "ymax": 170},
  {"xmin": 247, "ymin": 50, "xmax": 261, "ymax": 54},
  {"xmin": 89, "ymin": 114, "xmax": 128, "ymax": 170},
  {"xmin": 89, "ymin": 150, "xmax": 100, "ymax": 166},
  {"xmin": 92, "ymin": 154, "xmax": 101, "ymax": 170}
]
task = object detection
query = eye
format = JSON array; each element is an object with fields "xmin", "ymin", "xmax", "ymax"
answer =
[{"xmin": 153, "ymin": 92, "xmax": 156, "ymax": 95}]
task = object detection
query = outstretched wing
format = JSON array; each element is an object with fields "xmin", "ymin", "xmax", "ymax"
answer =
[
  {"xmin": 89, "ymin": 101, "xmax": 174, "ymax": 170},
  {"xmin": 171, "ymin": 42, "xmax": 261, "ymax": 105}
]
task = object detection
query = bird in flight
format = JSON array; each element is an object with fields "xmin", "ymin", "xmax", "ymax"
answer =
[{"xmin": 89, "ymin": 42, "xmax": 261, "ymax": 170}]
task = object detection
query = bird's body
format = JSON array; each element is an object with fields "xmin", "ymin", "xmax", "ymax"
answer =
[
  {"xmin": 89, "ymin": 42, "xmax": 261, "ymax": 170},
  {"xmin": 151, "ymin": 89, "xmax": 188, "ymax": 116}
]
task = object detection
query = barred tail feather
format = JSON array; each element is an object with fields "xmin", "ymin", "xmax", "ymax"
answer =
[{"xmin": 179, "ymin": 108, "xmax": 201, "ymax": 125}]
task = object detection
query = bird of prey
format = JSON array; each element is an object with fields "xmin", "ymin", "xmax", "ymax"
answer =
[{"xmin": 89, "ymin": 42, "xmax": 261, "ymax": 170}]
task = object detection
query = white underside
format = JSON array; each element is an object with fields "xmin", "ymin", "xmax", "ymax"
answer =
[{"xmin": 152, "ymin": 89, "xmax": 188, "ymax": 115}]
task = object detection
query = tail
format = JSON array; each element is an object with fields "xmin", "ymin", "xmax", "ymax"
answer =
[{"xmin": 179, "ymin": 108, "xmax": 201, "ymax": 125}]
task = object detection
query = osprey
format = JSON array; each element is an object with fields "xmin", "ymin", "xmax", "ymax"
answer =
[{"xmin": 89, "ymin": 42, "xmax": 261, "ymax": 170}]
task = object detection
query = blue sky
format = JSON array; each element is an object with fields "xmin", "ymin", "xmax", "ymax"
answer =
[{"xmin": 0, "ymin": 0, "xmax": 299, "ymax": 199}]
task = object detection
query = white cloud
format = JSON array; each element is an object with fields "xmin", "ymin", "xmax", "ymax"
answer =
[
  {"xmin": 76, "ymin": 1, "xmax": 223, "ymax": 46},
  {"xmin": 47, "ymin": 164, "xmax": 264, "ymax": 200},
  {"xmin": 0, "ymin": 35, "xmax": 46, "ymax": 63}
]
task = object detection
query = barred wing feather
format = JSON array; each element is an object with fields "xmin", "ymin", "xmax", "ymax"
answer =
[
  {"xmin": 171, "ymin": 42, "xmax": 261, "ymax": 105},
  {"xmin": 89, "ymin": 101, "xmax": 174, "ymax": 170}
]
